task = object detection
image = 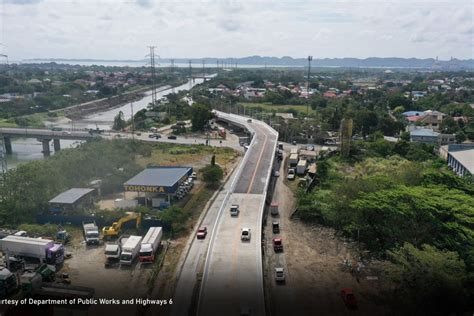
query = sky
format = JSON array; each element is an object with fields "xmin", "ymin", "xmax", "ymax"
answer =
[{"xmin": 0, "ymin": 0, "xmax": 473, "ymax": 61}]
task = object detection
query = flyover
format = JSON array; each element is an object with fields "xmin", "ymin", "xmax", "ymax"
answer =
[
  {"xmin": 0, "ymin": 127, "xmax": 96, "ymax": 156},
  {"xmin": 171, "ymin": 110, "xmax": 278, "ymax": 316}
]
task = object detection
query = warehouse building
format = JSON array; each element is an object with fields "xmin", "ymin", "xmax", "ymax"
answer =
[
  {"xmin": 123, "ymin": 166, "xmax": 193, "ymax": 207},
  {"xmin": 49, "ymin": 188, "xmax": 96, "ymax": 212},
  {"xmin": 445, "ymin": 144, "xmax": 474, "ymax": 177}
]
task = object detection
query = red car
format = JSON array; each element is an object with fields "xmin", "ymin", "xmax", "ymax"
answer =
[
  {"xmin": 340, "ymin": 288, "xmax": 357, "ymax": 308},
  {"xmin": 272, "ymin": 238, "xmax": 283, "ymax": 252},
  {"xmin": 197, "ymin": 227, "xmax": 207, "ymax": 239}
]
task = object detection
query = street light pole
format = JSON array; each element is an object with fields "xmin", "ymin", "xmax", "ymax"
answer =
[{"xmin": 307, "ymin": 55, "xmax": 312, "ymax": 117}]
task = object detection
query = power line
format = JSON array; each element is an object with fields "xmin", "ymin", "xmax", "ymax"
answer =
[{"xmin": 148, "ymin": 46, "xmax": 157, "ymax": 106}]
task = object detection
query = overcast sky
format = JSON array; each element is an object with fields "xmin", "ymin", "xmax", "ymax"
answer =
[{"xmin": 1, "ymin": 0, "xmax": 472, "ymax": 61}]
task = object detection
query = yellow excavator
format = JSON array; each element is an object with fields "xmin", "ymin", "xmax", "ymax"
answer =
[{"xmin": 102, "ymin": 212, "xmax": 142, "ymax": 239}]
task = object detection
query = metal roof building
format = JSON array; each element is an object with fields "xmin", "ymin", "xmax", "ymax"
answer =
[
  {"xmin": 447, "ymin": 148, "xmax": 474, "ymax": 177},
  {"xmin": 49, "ymin": 188, "xmax": 96, "ymax": 212},
  {"xmin": 123, "ymin": 166, "xmax": 193, "ymax": 194}
]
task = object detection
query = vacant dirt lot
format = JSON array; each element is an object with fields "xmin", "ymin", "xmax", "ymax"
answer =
[{"xmin": 263, "ymin": 154, "xmax": 391, "ymax": 316}]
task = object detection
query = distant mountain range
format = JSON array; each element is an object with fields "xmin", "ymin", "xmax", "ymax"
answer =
[{"xmin": 25, "ymin": 56, "xmax": 474, "ymax": 69}]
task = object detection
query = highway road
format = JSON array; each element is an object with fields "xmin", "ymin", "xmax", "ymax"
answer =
[{"xmin": 196, "ymin": 112, "xmax": 278, "ymax": 316}]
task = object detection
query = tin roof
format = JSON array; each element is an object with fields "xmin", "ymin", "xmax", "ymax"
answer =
[
  {"xmin": 49, "ymin": 188, "xmax": 95, "ymax": 205},
  {"xmin": 124, "ymin": 167, "xmax": 192, "ymax": 188}
]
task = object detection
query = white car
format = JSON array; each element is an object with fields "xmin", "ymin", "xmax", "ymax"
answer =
[
  {"xmin": 191, "ymin": 172, "xmax": 197, "ymax": 180},
  {"xmin": 241, "ymin": 228, "xmax": 251, "ymax": 241},
  {"xmin": 287, "ymin": 169, "xmax": 295, "ymax": 180}
]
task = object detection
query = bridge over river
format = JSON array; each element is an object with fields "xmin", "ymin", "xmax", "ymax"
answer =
[{"xmin": 0, "ymin": 128, "xmax": 97, "ymax": 157}]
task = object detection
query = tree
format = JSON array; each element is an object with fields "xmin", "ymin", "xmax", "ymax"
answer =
[
  {"xmin": 387, "ymin": 243, "xmax": 468, "ymax": 315},
  {"xmin": 159, "ymin": 205, "xmax": 189, "ymax": 237},
  {"xmin": 191, "ymin": 103, "xmax": 213, "ymax": 132},
  {"xmin": 113, "ymin": 111, "xmax": 127, "ymax": 131},
  {"xmin": 455, "ymin": 131, "xmax": 467, "ymax": 143},
  {"xmin": 201, "ymin": 164, "xmax": 223, "ymax": 188}
]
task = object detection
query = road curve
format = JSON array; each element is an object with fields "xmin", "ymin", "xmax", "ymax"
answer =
[{"xmin": 197, "ymin": 112, "xmax": 278, "ymax": 316}]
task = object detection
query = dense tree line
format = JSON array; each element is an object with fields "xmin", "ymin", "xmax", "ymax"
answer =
[
  {"xmin": 0, "ymin": 139, "xmax": 151, "ymax": 224},
  {"xmin": 297, "ymin": 141, "xmax": 474, "ymax": 314}
]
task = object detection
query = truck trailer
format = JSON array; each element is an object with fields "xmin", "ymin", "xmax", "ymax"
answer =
[
  {"xmin": 120, "ymin": 235, "xmax": 142, "ymax": 265},
  {"xmin": 139, "ymin": 227, "xmax": 162, "ymax": 263},
  {"xmin": 82, "ymin": 221, "xmax": 100, "ymax": 245},
  {"xmin": 296, "ymin": 159, "xmax": 308, "ymax": 175},
  {"xmin": 0, "ymin": 236, "xmax": 64, "ymax": 266},
  {"xmin": 289, "ymin": 154, "xmax": 299, "ymax": 167}
]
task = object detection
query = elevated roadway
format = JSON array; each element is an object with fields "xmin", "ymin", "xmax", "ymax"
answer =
[{"xmin": 196, "ymin": 112, "xmax": 277, "ymax": 315}]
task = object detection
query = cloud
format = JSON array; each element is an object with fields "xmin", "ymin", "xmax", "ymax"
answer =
[
  {"xmin": 4, "ymin": 0, "xmax": 43, "ymax": 4},
  {"xmin": 409, "ymin": 33, "xmax": 427, "ymax": 43},
  {"xmin": 217, "ymin": 19, "xmax": 241, "ymax": 32}
]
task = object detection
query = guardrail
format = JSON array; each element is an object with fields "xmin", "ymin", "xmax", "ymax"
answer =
[{"xmin": 197, "ymin": 110, "xmax": 278, "ymax": 316}]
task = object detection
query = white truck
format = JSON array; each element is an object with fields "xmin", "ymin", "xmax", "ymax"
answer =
[
  {"xmin": 296, "ymin": 159, "xmax": 308, "ymax": 175},
  {"xmin": 0, "ymin": 235, "xmax": 64, "ymax": 266},
  {"xmin": 82, "ymin": 221, "xmax": 100, "ymax": 245},
  {"xmin": 139, "ymin": 227, "xmax": 162, "ymax": 263},
  {"xmin": 289, "ymin": 154, "xmax": 299, "ymax": 167},
  {"xmin": 104, "ymin": 235, "xmax": 129, "ymax": 267},
  {"xmin": 120, "ymin": 235, "xmax": 142, "ymax": 265}
]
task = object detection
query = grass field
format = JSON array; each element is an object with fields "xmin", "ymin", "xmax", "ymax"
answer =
[{"xmin": 239, "ymin": 102, "xmax": 316, "ymax": 116}]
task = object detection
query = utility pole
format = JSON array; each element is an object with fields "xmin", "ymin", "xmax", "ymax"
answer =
[
  {"xmin": 131, "ymin": 102, "xmax": 135, "ymax": 140},
  {"xmin": 148, "ymin": 46, "xmax": 157, "ymax": 106},
  {"xmin": 306, "ymin": 55, "xmax": 313, "ymax": 117}
]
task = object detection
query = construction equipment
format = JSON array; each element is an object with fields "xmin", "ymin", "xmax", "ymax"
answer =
[{"xmin": 102, "ymin": 212, "xmax": 142, "ymax": 239}]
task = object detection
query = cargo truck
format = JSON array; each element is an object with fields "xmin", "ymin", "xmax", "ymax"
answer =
[
  {"xmin": 0, "ymin": 268, "xmax": 18, "ymax": 298},
  {"xmin": 0, "ymin": 235, "xmax": 64, "ymax": 266},
  {"xmin": 139, "ymin": 227, "xmax": 162, "ymax": 263},
  {"xmin": 104, "ymin": 235, "xmax": 129, "ymax": 267},
  {"xmin": 82, "ymin": 221, "xmax": 100, "ymax": 245},
  {"xmin": 120, "ymin": 235, "xmax": 142, "ymax": 265},
  {"xmin": 296, "ymin": 159, "xmax": 308, "ymax": 175},
  {"xmin": 289, "ymin": 154, "xmax": 299, "ymax": 167}
]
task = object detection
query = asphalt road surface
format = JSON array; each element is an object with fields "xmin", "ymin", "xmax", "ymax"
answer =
[{"xmin": 197, "ymin": 112, "xmax": 278, "ymax": 316}]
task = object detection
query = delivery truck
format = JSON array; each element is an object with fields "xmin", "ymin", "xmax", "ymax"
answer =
[
  {"xmin": 139, "ymin": 227, "xmax": 162, "ymax": 263},
  {"xmin": 289, "ymin": 154, "xmax": 299, "ymax": 167},
  {"xmin": 296, "ymin": 159, "xmax": 308, "ymax": 175},
  {"xmin": 82, "ymin": 221, "xmax": 100, "ymax": 245},
  {"xmin": 0, "ymin": 235, "xmax": 64, "ymax": 266},
  {"xmin": 104, "ymin": 235, "xmax": 129, "ymax": 267},
  {"xmin": 120, "ymin": 235, "xmax": 142, "ymax": 265}
]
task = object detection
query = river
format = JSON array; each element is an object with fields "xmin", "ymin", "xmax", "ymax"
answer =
[{"xmin": 4, "ymin": 78, "xmax": 205, "ymax": 169}]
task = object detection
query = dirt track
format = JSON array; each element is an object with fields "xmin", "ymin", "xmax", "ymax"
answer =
[{"xmin": 263, "ymin": 154, "xmax": 391, "ymax": 316}]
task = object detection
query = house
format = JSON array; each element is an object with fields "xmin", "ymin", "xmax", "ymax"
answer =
[
  {"xmin": 323, "ymin": 91, "xmax": 337, "ymax": 98},
  {"xmin": 409, "ymin": 127, "xmax": 439, "ymax": 144},
  {"xmin": 275, "ymin": 113, "xmax": 294, "ymax": 120}
]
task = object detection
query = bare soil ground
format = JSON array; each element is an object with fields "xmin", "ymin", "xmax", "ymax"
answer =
[{"xmin": 263, "ymin": 156, "xmax": 392, "ymax": 316}]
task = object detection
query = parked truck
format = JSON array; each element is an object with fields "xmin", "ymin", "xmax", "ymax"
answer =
[
  {"xmin": 82, "ymin": 221, "xmax": 100, "ymax": 245},
  {"xmin": 139, "ymin": 227, "xmax": 162, "ymax": 263},
  {"xmin": 104, "ymin": 235, "xmax": 129, "ymax": 267},
  {"xmin": 296, "ymin": 159, "xmax": 308, "ymax": 175},
  {"xmin": 270, "ymin": 202, "xmax": 279, "ymax": 216},
  {"xmin": 0, "ymin": 268, "xmax": 18, "ymax": 298},
  {"xmin": 120, "ymin": 235, "xmax": 142, "ymax": 265},
  {"xmin": 289, "ymin": 154, "xmax": 299, "ymax": 167},
  {"xmin": 0, "ymin": 236, "xmax": 64, "ymax": 266}
]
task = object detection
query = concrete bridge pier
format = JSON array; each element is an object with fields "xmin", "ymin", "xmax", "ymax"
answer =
[
  {"xmin": 53, "ymin": 139, "xmax": 61, "ymax": 152},
  {"xmin": 41, "ymin": 139, "xmax": 51, "ymax": 157},
  {"xmin": 3, "ymin": 136, "xmax": 12, "ymax": 154}
]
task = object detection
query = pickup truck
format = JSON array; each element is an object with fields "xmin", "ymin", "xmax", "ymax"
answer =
[
  {"xmin": 273, "ymin": 238, "xmax": 283, "ymax": 252},
  {"xmin": 287, "ymin": 168, "xmax": 295, "ymax": 180},
  {"xmin": 241, "ymin": 228, "xmax": 251, "ymax": 241},
  {"xmin": 272, "ymin": 221, "xmax": 280, "ymax": 234}
]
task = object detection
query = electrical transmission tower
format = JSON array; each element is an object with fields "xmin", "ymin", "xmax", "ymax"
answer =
[{"xmin": 148, "ymin": 46, "xmax": 157, "ymax": 106}]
